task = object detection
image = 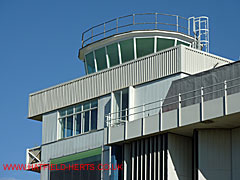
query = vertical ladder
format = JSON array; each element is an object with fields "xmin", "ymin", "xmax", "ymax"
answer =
[{"xmin": 188, "ymin": 16, "xmax": 209, "ymax": 53}]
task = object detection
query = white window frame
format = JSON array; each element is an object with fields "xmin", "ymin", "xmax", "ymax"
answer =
[{"xmin": 58, "ymin": 100, "xmax": 98, "ymax": 139}]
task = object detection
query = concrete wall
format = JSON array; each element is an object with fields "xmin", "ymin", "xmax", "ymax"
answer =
[
  {"xmin": 40, "ymin": 168, "xmax": 48, "ymax": 180},
  {"xmin": 167, "ymin": 133, "xmax": 192, "ymax": 180},
  {"xmin": 198, "ymin": 129, "xmax": 231, "ymax": 180},
  {"xmin": 232, "ymin": 127, "xmax": 240, "ymax": 180},
  {"xmin": 132, "ymin": 73, "xmax": 186, "ymax": 120}
]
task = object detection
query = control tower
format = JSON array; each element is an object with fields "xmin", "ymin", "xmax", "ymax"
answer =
[
  {"xmin": 26, "ymin": 13, "xmax": 240, "ymax": 180},
  {"xmin": 78, "ymin": 13, "xmax": 209, "ymax": 74}
]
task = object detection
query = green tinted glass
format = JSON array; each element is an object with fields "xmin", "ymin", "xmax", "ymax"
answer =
[
  {"xmin": 75, "ymin": 104, "xmax": 82, "ymax": 112},
  {"xmin": 120, "ymin": 39, "xmax": 134, "ymax": 63},
  {"xmin": 66, "ymin": 107, "xmax": 73, "ymax": 115},
  {"xmin": 157, "ymin": 38, "xmax": 175, "ymax": 51},
  {"xmin": 95, "ymin": 47, "xmax": 107, "ymax": 71},
  {"xmin": 107, "ymin": 43, "xmax": 119, "ymax": 67},
  {"xmin": 136, "ymin": 38, "xmax": 154, "ymax": 58},
  {"xmin": 177, "ymin": 40, "xmax": 190, "ymax": 46},
  {"xmin": 83, "ymin": 102, "xmax": 90, "ymax": 110},
  {"xmin": 59, "ymin": 110, "xmax": 66, "ymax": 117},
  {"xmin": 85, "ymin": 52, "xmax": 96, "ymax": 74},
  {"xmin": 91, "ymin": 100, "xmax": 98, "ymax": 108}
]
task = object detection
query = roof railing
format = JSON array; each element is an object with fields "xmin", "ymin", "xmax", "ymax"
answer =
[{"xmin": 82, "ymin": 13, "xmax": 190, "ymax": 48}]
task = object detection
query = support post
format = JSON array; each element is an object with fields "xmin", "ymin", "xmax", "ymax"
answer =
[
  {"xmin": 224, "ymin": 80, "xmax": 228, "ymax": 115},
  {"xmin": 178, "ymin": 93, "xmax": 181, "ymax": 127},
  {"xmin": 201, "ymin": 87, "xmax": 204, "ymax": 121}
]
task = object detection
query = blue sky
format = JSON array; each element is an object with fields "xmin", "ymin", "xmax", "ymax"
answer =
[{"xmin": 0, "ymin": 0, "xmax": 239, "ymax": 179}]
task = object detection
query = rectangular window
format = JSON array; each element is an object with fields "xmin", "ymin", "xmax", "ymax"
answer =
[
  {"xmin": 95, "ymin": 47, "xmax": 107, "ymax": 71},
  {"xmin": 136, "ymin": 38, "xmax": 154, "ymax": 58},
  {"xmin": 84, "ymin": 111, "xmax": 90, "ymax": 132},
  {"xmin": 50, "ymin": 148, "xmax": 102, "ymax": 180},
  {"xmin": 76, "ymin": 114, "xmax": 81, "ymax": 135},
  {"xmin": 59, "ymin": 99, "xmax": 98, "ymax": 139},
  {"xmin": 119, "ymin": 39, "xmax": 134, "ymax": 63},
  {"xmin": 66, "ymin": 116, "xmax": 73, "ymax": 137},
  {"xmin": 113, "ymin": 88, "xmax": 129, "ymax": 124},
  {"xmin": 85, "ymin": 52, "xmax": 96, "ymax": 74},
  {"xmin": 91, "ymin": 109, "xmax": 98, "ymax": 130},
  {"xmin": 60, "ymin": 117, "xmax": 66, "ymax": 138}
]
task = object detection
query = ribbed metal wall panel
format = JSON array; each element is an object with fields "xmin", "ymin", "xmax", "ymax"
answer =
[
  {"xmin": 183, "ymin": 47, "xmax": 230, "ymax": 74},
  {"xmin": 41, "ymin": 130, "xmax": 104, "ymax": 163},
  {"xmin": 28, "ymin": 45, "xmax": 232, "ymax": 119}
]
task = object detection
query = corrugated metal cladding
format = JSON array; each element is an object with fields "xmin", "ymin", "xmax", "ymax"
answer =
[
  {"xmin": 28, "ymin": 45, "xmax": 232, "ymax": 119},
  {"xmin": 41, "ymin": 130, "xmax": 103, "ymax": 163}
]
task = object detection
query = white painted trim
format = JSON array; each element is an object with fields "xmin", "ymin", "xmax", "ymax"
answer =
[
  {"xmin": 133, "ymin": 37, "xmax": 137, "ymax": 60},
  {"xmin": 93, "ymin": 50, "xmax": 98, "ymax": 72}
]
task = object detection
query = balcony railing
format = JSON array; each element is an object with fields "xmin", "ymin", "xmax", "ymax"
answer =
[
  {"xmin": 82, "ymin": 13, "xmax": 191, "ymax": 48},
  {"xmin": 26, "ymin": 146, "xmax": 41, "ymax": 172},
  {"xmin": 106, "ymin": 76, "xmax": 240, "ymax": 127}
]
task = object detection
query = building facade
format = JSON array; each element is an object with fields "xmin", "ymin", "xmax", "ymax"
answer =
[{"xmin": 26, "ymin": 13, "xmax": 240, "ymax": 180}]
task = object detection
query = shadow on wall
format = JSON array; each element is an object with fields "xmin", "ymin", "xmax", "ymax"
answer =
[
  {"xmin": 163, "ymin": 62, "xmax": 240, "ymax": 113},
  {"xmin": 167, "ymin": 133, "xmax": 192, "ymax": 180}
]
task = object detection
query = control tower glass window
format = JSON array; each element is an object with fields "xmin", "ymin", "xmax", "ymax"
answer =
[
  {"xmin": 177, "ymin": 40, "xmax": 190, "ymax": 46},
  {"xmin": 95, "ymin": 47, "xmax": 107, "ymax": 71},
  {"xmin": 157, "ymin": 38, "xmax": 175, "ymax": 51},
  {"xmin": 85, "ymin": 52, "xmax": 96, "ymax": 74},
  {"xmin": 120, "ymin": 39, "xmax": 134, "ymax": 63},
  {"xmin": 107, "ymin": 43, "xmax": 120, "ymax": 67},
  {"xmin": 136, "ymin": 38, "xmax": 154, "ymax": 58}
]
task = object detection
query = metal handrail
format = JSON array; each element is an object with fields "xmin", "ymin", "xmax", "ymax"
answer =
[
  {"xmin": 82, "ymin": 13, "xmax": 190, "ymax": 48},
  {"xmin": 106, "ymin": 76, "xmax": 240, "ymax": 127}
]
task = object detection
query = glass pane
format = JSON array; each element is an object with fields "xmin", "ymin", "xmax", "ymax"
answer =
[
  {"xmin": 66, "ymin": 107, "xmax": 73, "ymax": 115},
  {"xmin": 157, "ymin": 38, "xmax": 175, "ymax": 51},
  {"xmin": 66, "ymin": 116, "xmax": 73, "ymax": 137},
  {"xmin": 91, "ymin": 100, "xmax": 98, "ymax": 108},
  {"xmin": 177, "ymin": 40, "xmax": 190, "ymax": 46},
  {"xmin": 91, "ymin": 109, "xmax": 97, "ymax": 130},
  {"xmin": 75, "ymin": 104, "xmax": 82, "ymax": 113},
  {"xmin": 114, "ymin": 91, "xmax": 121, "ymax": 121},
  {"xmin": 85, "ymin": 52, "xmax": 96, "ymax": 74},
  {"xmin": 84, "ymin": 111, "xmax": 90, "ymax": 132},
  {"xmin": 83, "ymin": 102, "xmax": 90, "ymax": 110},
  {"xmin": 95, "ymin": 47, "xmax": 107, "ymax": 71},
  {"xmin": 107, "ymin": 43, "xmax": 119, "ymax": 67},
  {"xmin": 59, "ymin": 110, "xmax": 66, "ymax": 117},
  {"xmin": 76, "ymin": 114, "xmax": 81, "ymax": 135},
  {"xmin": 60, "ymin": 118, "xmax": 66, "ymax": 138},
  {"xmin": 120, "ymin": 39, "xmax": 134, "ymax": 63},
  {"xmin": 136, "ymin": 38, "xmax": 154, "ymax": 58},
  {"xmin": 122, "ymin": 89, "xmax": 129, "ymax": 120}
]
